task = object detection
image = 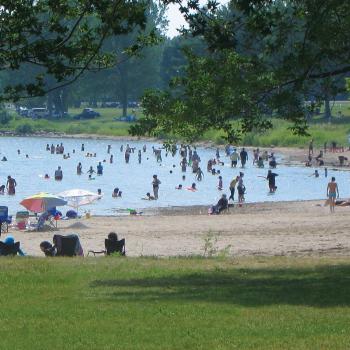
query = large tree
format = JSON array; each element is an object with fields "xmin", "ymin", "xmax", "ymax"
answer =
[
  {"xmin": 132, "ymin": 0, "xmax": 350, "ymax": 142},
  {"xmin": 0, "ymin": 0, "xmax": 158, "ymax": 101}
]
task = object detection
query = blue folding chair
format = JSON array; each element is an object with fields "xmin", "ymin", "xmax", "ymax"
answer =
[{"xmin": 0, "ymin": 206, "xmax": 12, "ymax": 236}]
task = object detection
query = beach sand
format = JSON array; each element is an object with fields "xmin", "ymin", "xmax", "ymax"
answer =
[{"xmin": 6, "ymin": 200, "xmax": 350, "ymax": 257}]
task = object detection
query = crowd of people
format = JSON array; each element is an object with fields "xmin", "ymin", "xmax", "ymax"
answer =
[{"xmin": 0, "ymin": 140, "xmax": 342, "ymax": 215}]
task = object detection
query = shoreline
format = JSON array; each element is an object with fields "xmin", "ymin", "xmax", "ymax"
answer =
[{"xmin": 7, "ymin": 199, "xmax": 350, "ymax": 258}]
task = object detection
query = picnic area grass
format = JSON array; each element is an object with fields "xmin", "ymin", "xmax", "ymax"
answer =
[{"xmin": 0, "ymin": 256, "xmax": 349, "ymax": 349}]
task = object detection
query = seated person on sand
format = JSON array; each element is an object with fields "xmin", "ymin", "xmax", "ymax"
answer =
[
  {"xmin": 40, "ymin": 234, "xmax": 83, "ymax": 257},
  {"xmin": 210, "ymin": 194, "xmax": 228, "ymax": 214},
  {"xmin": 0, "ymin": 235, "xmax": 26, "ymax": 256},
  {"xmin": 335, "ymin": 199, "xmax": 350, "ymax": 206},
  {"xmin": 338, "ymin": 156, "xmax": 348, "ymax": 166}
]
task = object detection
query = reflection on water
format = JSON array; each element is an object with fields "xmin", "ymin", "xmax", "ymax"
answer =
[{"xmin": 0, "ymin": 137, "xmax": 348, "ymax": 215}]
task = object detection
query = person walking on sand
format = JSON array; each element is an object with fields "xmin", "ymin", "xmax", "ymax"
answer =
[
  {"xmin": 327, "ymin": 177, "xmax": 339, "ymax": 213},
  {"xmin": 152, "ymin": 175, "xmax": 161, "ymax": 200},
  {"xmin": 309, "ymin": 139, "xmax": 314, "ymax": 156}
]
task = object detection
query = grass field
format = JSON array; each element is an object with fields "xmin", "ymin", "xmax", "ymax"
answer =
[
  {"xmin": 0, "ymin": 256, "xmax": 349, "ymax": 349},
  {"xmin": 3, "ymin": 101, "xmax": 350, "ymax": 148}
]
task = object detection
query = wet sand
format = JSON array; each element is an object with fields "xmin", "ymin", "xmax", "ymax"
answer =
[{"xmin": 7, "ymin": 200, "xmax": 350, "ymax": 257}]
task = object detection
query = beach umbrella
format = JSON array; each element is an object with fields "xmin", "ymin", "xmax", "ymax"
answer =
[
  {"xmin": 57, "ymin": 189, "xmax": 100, "ymax": 211},
  {"xmin": 20, "ymin": 192, "xmax": 67, "ymax": 213}
]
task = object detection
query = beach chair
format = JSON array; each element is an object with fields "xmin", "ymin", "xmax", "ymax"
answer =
[
  {"xmin": 0, "ymin": 206, "xmax": 12, "ymax": 235},
  {"xmin": 88, "ymin": 238, "xmax": 126, "ymax": 256},
  {"xmin": 15, "ymin": 211, "xmax": 29, "ymax": 230},
  {"xmin": 53, "ymin": 234, "xmax": 84, "ymax": 257},
  {"xmin": 0, "ymin": 241, "xmax": 21, "ymax": 256}
]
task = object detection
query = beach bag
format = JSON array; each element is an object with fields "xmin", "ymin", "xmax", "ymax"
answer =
[{"xmin": 66, "ymin": 210, "xmax": 77, "ymax": 219}]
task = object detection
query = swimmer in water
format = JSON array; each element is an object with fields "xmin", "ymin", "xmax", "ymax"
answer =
[
  {"xmin": 88, "ymin": 174, "xmax": 95, "ymax": 180},
  {"xmin": 1, "ymin": 156, "xmax": 7, "ymax": 161},
  {"xmin": 97, "ymin": 189, "xmax": 102, "ymax": 196},
  {"xmin": 176, "ymin": 184, "xmax": 183, "ymax": 190},
  {"xmin": 191, "ymin": 183, "xmax": 197, "ymax": 191},
  {"xmin": 87, "ymin": 166, "xmax": 95, "ymax": 175},
  {"xmin": 44, "ymin": 174, "xmax": 50, "ymax": 179},
  {"xmin": 112, "ymin": 188, "xmax": 119, "ymax": 197},
  {"xmin": 310, "ymin": 169, "xmax": 319, "ymax": 178},
  {"xmin": 142, "ymin": 192, "xmax": 155, "ymax": 200},
  {"xmin": 0, "ymin": 185, "xmax": 5, "ymax": 194}
]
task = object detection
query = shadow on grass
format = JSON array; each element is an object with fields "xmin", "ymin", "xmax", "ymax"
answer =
[{"xmin": 90, "ymin": 264, "xmax": 350, "ymax": 307}]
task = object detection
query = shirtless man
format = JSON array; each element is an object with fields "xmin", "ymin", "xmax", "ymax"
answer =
[
  {"xmin": 327, "ymin": 177, "xmax": 339, "ymax": 213},
  {"xmin": 6, "ymin": 175, "xmax": 17, "ymax": 195}
]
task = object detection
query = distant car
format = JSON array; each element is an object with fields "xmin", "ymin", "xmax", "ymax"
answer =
[
  {"xmin": 73, "ymin": 108, "xmax": 101, "ymax": 120},
  {"xmin": 29, "ymin": 108, "xmax": 49, "ymax": 119},
  {"xmin": 113, "ymin": 115, "xmax": 137, "ymax": 122},
  {"xmin": 127, "ymin": 101, "xmax": 139, "ymax": 108},
  {"xmin": 101, "ymin": 102, "xmax": 120, "ymax": 108}
]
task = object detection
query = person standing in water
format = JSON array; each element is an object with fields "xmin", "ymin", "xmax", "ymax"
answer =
[
  {"xmin": 327, "ymin": 177, "xmax": 339, "ymax": 213},
  {"xmin": 97, "ymin": 162, "xmax": 103, "ymax": 175},
  {"xmin": 196, "ymin": 167, "xmax": 204, "ymax": 181},
  {"xmin": 152, "ymin": 175, "xmax": 161, "ymax": 200},
  {"xmin": 266, "ymin": 170, "xmax": 278, "ymax": 193},
  {"xmin": 180, "ymin": 157, "xmax": 187, "ymax": 172},
  {"xmin": 54, "ymin": 166, "xmax": 63, "ymax": 181},
  {"xmin": 77, "ymin": 163, "xmax": 82, "ymax": 175},
  {"xmin": 138, "ymin": 150, "xmax": 142, "ymax": 164},
  {"xmin": 110, "ymin": 155, "xmax": 113, "ymax": 164},
  {"xmin": 240, "ymin": 148, "xmax": 248, "ymax": 168},
  {"xmin": 6, "ymin": 176, "xmax": 17, "ymax": 195},
  {"xmin": 230, "ymin": 149, "xmax": 239, "ymax": 168},
  {"xmin": 229, "ymin": 176, "xmax": 239, "ymax": 201}
]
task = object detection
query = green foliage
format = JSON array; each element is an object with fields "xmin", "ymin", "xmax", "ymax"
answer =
[
  {"xmin": 15, "ymin": 123, "xmax": 34, "ymax": 134},
  {"xmin": 137, "ymin": 0, "xmax": 350, "ymax": 141},
  {"xmin": 0, "ymin": 257, "xmax": 350, "ymax": 349},
  {"xmin": 0, "ymin": 0, "xmax": 159, "ymax": 101},
  {"xmin": 0, "ymin": 108, "xmax": 12, "ymax": 125}
]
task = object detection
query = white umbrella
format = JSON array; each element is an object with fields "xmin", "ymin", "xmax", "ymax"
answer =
[{"xmin": 57, "ymin": 189, "xmax": 100, "ymax": 212}]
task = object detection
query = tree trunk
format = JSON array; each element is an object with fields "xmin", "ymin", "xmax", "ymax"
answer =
[
  {"xmin": 324, "ymin": 95, "xmax": 332, "ymax": 123},
  {"xmin": 119, "ymin": 64, "xmax": 128, "ymax": 117}
]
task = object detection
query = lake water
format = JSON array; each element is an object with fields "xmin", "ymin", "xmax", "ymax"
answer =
[{"xmin": 0, "ymin": 136, "xmax": 348, "ymax": 215}]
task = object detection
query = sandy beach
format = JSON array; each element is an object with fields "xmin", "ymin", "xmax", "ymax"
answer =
[{"xmin": 5, "ymin": 199, "xmax": 349, "ymax": 257}]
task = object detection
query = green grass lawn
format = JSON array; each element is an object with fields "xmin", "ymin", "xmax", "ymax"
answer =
[
  {"xmin": 3, "ymin": 102, "xmax": 350, "ymax": 148},
  {"xmin": 0, "ymin": 256, "xmax": 349, "ymax": 349}
]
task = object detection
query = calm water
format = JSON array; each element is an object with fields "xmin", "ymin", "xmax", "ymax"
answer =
[{"xmin": 0, "ymin": 136, "xmax": 348, "ymax": 215}]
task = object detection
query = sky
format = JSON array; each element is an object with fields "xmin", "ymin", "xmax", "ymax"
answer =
[
  {"xmin": 165, "ymin": 3, "xmax": 187, "ymax": 38},
  {"xmin": 165, "ymin": 0, "xmax": 229, "ymax": 38}
]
